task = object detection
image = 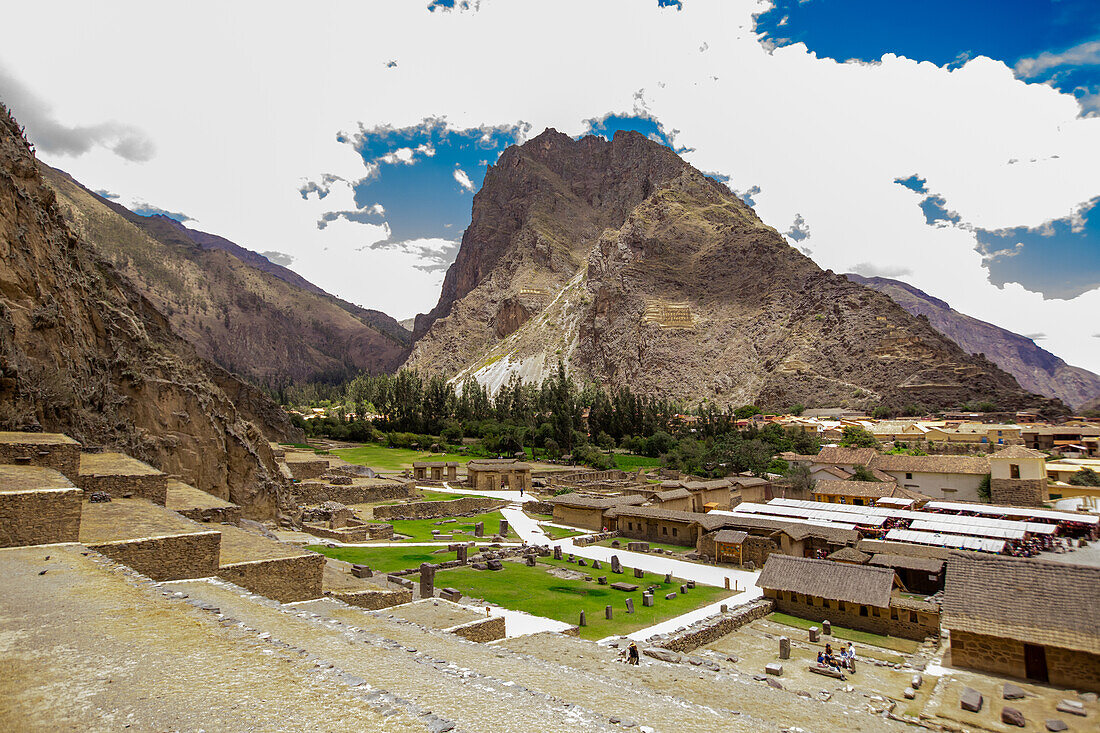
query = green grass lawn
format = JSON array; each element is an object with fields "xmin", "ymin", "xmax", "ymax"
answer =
[
  {"xmin": 387, "ymin": 511, "xmax": 517, "ymax": 542},
  {"xmin": 333, "ymin": 443, "xmax": 473, "ymax": 471},
  {"xmin": 612, "ymin": 454, "xmax": 662, "ymax": 471},
  {"xmin": 435, "ymin": 557, "xmax": 731, "ymax": 640},
  {"xmin": 540, "ymin": 524, "xmax": 586, "ymax": 540},
  {"xmin": 766, "ymin": 612, "xmax": 919, "ymax": 655},
  {"xmin": 308, "ymin": 545, "xmax": 454, "ymax": 574},
  {"xmin": 593, "ymin": 538, "xmax": 689, "ymax": 554}
]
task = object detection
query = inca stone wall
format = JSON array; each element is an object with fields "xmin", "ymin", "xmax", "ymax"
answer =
[
  {"xmin": 217, "ymin": 553, "xmax": 325, "ymax": 603},
  {"xmin": 0, "ymin": 488, "xmax": 81, "ymax": 547},
  {"xmin": 655, "ymin": 599, "xmax": 774, "ymax": 652},
  {"xmin": 289, "ymin": 481, "xmax": 414, "ymax": 506},
  {"xmin": 0, "ymin": 443, "xmax": 79, "ymax": 480},
  {"xmin": 448, "ymin": 615, "xmax": 506, "ymax": 643},
  {"xmin": 285, "ymin": 459, "xmax": 330, "ymax": 481},
  {"xmin": 328, "ymin": 587, "xmax": 413, "ymax": 611},
  {"xmin": 78, "ymin": 474, "xmax": 168, "ymax": 505},
  {"xmin": 743, "ymin": 536, "xmax": 779, "ymax": 568},
  {"xmin": 87, "ymin": 531, "xmax": 220, "ymax": 581},
  {"xmin": 372, "ymin": 497, "xmax": 507, "ymax": 520},
  {"xmin": 175, "ymin": 504, "xmax": 241, "ymax": 526},
  {"xmin": 951, "ymin": 630, "xmax": 1100, "ymax": 693},
  {"xmin": 990, "ymin": 478, "xmax": 1048, "ymax": 507},
  {"xmin": 767, "ymin": 591, "xmax": 940, "ymax": 641}
]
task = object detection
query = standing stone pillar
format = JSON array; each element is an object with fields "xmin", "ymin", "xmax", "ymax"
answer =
[
  {"xmin": 605, "ymin": 605, "xmax": 613, "ymax": 620},
  {"xmin": 525, "ymin": 554, "xmax": 536, "ymax": 567},
  {"xmin": 625, "ymin": 598, "xmax": 635, "ymax": 614},
  {"xmin": 809, "ymin": 626, "xmax": 820, "ymax": 643},
  {"xmin": 779, "ymin": 637, "xmax": 790, "ymax": 659},
  {"xmin": 419, "ymin": 563, "xmax": 436, "ymax": 598},
  {"xmin": 457, "ymin": 545, "xmax": 468, "ymax": 564},
  {"xmin": 633, "ymin": 567, "xmax": 644, "ymax": 579},
  {"xmin": 642, "ymin": 594, "xmax": 654, "ymax": 607},
  {"xmin": 664, "ymin": 573, "xmax": 672, "ymax": 584},
  {"xmin": 822, "ymin": 620, "xmax": 832, "ymax": 636},
  {"xmin": 592, "ymin": 559, "xmax": 602, "ymax": 570},
  {"xmin": 474, "ymin": 522, "xmax": 484, "ymax": 538},
  {"xmin": 579, "ymin": 610, "xmax": 586, "ymax": 626},
  {"xmin": 499, "ymin": 519, "xmax": 509, "ymax": 536},
  {"xmin": 724, "ymin": 577, "xmax": 730, "ymax": 590},
  {"xmin": 611, "ymin": 555, "xmax": 622, "ymax": 574},
  {"xmin": 554, "ymin": 545, "xmax": 562, "ymax": 560}
]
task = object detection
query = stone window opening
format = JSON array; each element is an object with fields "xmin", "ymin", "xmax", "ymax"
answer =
[
  {"xmin": 671, "ymin": 527, "xmax": 678, "ymax": 537},
  {"xmin": 662, "ymin": 526, "xmax": 668, "ymax": 535},
  {"xmin": 910, "ymin": 611, "xmax": 918, "ymax": 623},
  {"xmin": 860, "ymin": 605, "xmax": 869, "ymax": 617},
  {"xmin": 891, "ymin": 608, "xmax": 899, "ymax": 620},
  {"xmin": 905, "ymin": 472, "xmax": 913, "ymax": 480},
  {"xmin": 1010, "ymin": 463, "xmax": 1021, "ymax": 479}
]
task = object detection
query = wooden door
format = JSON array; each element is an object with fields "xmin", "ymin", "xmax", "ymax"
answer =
[{"xmin": 1024, "ymin": 643, "xmax": 1048, "ymax": 683}]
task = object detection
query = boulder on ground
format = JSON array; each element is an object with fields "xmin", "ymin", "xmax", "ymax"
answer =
[
  {"xmin": 1001, "ymin": 707, "xmax": 1025, "ymax": 727},
  {"xmin": 642, "ymin": 647, "xmax": 681, "ymax": 664},
  {"xmin": 960, "ymin": 687, "xmax": 983, "ymax": 713},
  {"xmin": 1003, "ymin": 683, "xmax": 1025, "ymax": 700}
]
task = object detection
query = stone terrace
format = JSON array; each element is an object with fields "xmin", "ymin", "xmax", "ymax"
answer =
[
  {"xmin": 216, "ymin": 523, "xmax": 325, "ymax": 603},
  {"xmin": 165, "ymin": 480, "xmax": 241, "ymax": 525},
  {"xmin": 0, "ymin": 465, "xmax": 81, "ymax": 547},
  {"xmin": 78, "ymin": 452, "xmax": 168, "ymax": 504}
]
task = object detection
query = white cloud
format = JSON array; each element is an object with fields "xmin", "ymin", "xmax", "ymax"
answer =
[
  {"xmin": 1015, "ymin": 40, "xmax": 1100, "ymax": 78},
  {"xmin": 453, "ymin": 167, "xmax": 475, "ymax": 192},
  {"xmin": 0, "ymin": 0, "xmax": 1096, "ymax": 372}
]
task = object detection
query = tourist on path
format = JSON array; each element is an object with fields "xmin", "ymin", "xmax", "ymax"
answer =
[{"xmin": 627, "ymin": 642, "xmax": 640, "ymax": 665}]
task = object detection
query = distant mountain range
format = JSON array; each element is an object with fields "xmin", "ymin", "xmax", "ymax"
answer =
[
  {"xmin": 43, "ymin": 166, "xmax": 411, "ymax": 387},
  {"xmin": 845, "ymin": 274, "xmax": 1100, "ymax": 410},
  {"xmin": 405, "ymin": 128, "xmax": 1064, "ymax": 415}
]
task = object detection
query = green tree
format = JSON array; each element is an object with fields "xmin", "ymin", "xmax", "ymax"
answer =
[
  {"xmin": 848, "ymin": 464, "xmax": 880, "ymax": 482},
  {"xmin": 977, "ymin": 473, "xmax": 992, "ymax": 502},
  {"xmin": 840, "ymin": 425, "xmax": 879, "ymax": 449},
  {"xmin": 784, "ymin": 463, "xmax": 815, "ymax": 494},
  {"xmin": 1068, "ymin": 467, "xmax": 1100, "ymax": 486}
]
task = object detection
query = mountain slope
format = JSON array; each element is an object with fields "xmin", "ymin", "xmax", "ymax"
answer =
[
  {"xmin": 845, "ymin": 274, "xmax": 1100, "ymax": 409},
  {"xmin": 42, "ymin": 166, "xmax": 410, "ymax": 386},
  {"xmin": 406, "ymin": 129, "xmax": 1064, "ymax": 415},
  {"xmin": 0, "ymin": 104, "xmax": 296, "ymax": 517}
]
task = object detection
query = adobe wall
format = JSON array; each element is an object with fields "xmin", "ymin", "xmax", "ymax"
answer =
[
  {"xmin": 372, "ymin": 497, "xmax": 507, "ymax": 520},
  {"xmin": 79, "ymin": 474, "xmax": 168, "ymax": 505},
  {"xmin": 616, "ymin": 519, "xmax": 696, "ymax": 546},
  {"xmin": 0, "ymin": 443, "xmax": 80, "ymax": 480},
  {"xmin": 656, "ymin": 599, "xmax": 774, "ymax": 652},
  {"xmin": 328, "ymin": 587, "xmax": 413, "ymax": 611},
  {"xmin": 552, "ymin": 505, "xmax": 606, "ymax": 531},
  {"xmin": 950, "ymin": 630, "xmax": 1100, "ymax": 693},
  {"xmin": 447, "ymin": 615, "xmax": 506, "ymax": 643},
  {"xmin": 217, "ymin": 553, "xmax": 325, "ymax": 603},
  {"xmin": 0, "ymin": 488, "xmax": 82, "ymax": 547},
  {"xmin": 696, "ymin": 531, "xmax": 778, "ymax": 568},
  {"xmin": 990, "ymin": 478, "xmax": 1048, "ymax": 507},
  {"xmin": 175, "ymin": 505, "xmax": 241, "ymax": 526},
  {"xmin": 87, "ymin": 531, "xmax": 220, "ymax": 581},
  {"xmin": 767, "ymin": 591, "xmax": 940, "ymax": 641},
  {"xmin": 289, "ymin": 481, "xmax": 414, "ymax": 506}
]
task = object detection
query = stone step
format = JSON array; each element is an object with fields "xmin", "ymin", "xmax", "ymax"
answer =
[
  {"xmin": 162, "ymin": 577, "xmax": 614, "ymax": 732},
  {"xmin": 77, "ymin": 451, "xmax": 168, "ymax": 504},
  {"xmin": 165, "ymin": 480, "xmax": 241, "ymax": 525},
  {"xmin": 215, "ymin": 523, "xmax": 324, "ymax": 602},
  {"xmin": 0, "ymin": 465, "xmax": 81, "ymax": 547}
]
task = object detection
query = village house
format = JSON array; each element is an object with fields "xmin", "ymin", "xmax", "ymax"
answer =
[
  {"xmin": 604, "ymin": 505, "xmax": 703, "ymax": 547},
  {"xmin": 412, "ymin": 461, "xmax": 458, "ymax": 483},
  {"xmin": 868, "ymin": 454, "xmax": 990, "ymax": 501},
  {"xmin": 465, "ymin": 459, "xmax": 532, "ymax": 492},
  {"xmin": 1046, "ymin": 458, "xmax": 1100, "ymax": 500},
  {"xmin": 1021, "ymin": 425, "xmax": 1100, "ymax": 457},
  {"xmin": 756, "ymin": 554, "xmax": 941, "ymax": 641},
  {"xmin": 696, "ymin": 513, "xmax": 859, "ymax": 567},
  {"xmin": 811, "ymin": 479, "xmax": 928, "ymax": 507},
  {"xmin": 727, "ymin": 475, "xmax": 772, "ymax": 504},
  {"xmin": 987, "ymin": 445, "xmax": 1049, "ymax": 506},
  {"xmin": 546, "ymin": 494, "xmax": 646, "ymax": 531},
  {"xmin": 942, "ymin": 553, "xmax": 1100, "ymax": 692}
]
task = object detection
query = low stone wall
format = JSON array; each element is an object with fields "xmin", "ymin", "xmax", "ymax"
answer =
[
  {"xmin": 78, "ymin": 474, "xmax": 168, "ymax": 505},
  {"xmin": 290, "ymin": 481, "xmax": 414, "ymax": 506},
  {"xmin": 175, "ymin": 505, "xmax": 241, "ymax": 526},
  {"xmin": 951, "ymin": 630, "xmax": 1100, "ymax": 693},
  {"xmin": 0, "ymin": 442, "xmax": 80, "ymax": 480},
  {"xmin": 372, "ymin": 496, "xmax": 507, "ymax": 520},
  {"xmin": 572, "ymin": 531, "xmax": 619, "ymax": 547},
  {"xmin": 549, "ymin": 469, "xmax": 630, "ymax": 486},
  {"xmin": 768, "ymin": 592, "xmax": 940, "ymax": 641},
  {"xmin": 217, "ymin": 553, "xmax": 325, "ymax": 603},
  {"xmin": 525, "ymin": 501, "xmax": 555, "ymax": 515},
  {"xmin": 327, "ymin": 587, "xmax": 413, "ymax": 611},
  {"xmin": 447, "ymin": 615, "xmax": 506, "ymax": 643},
  {"xmin": 0, "ymin": 488, "xmax": 82, "ymax": 547},
  {"xmin": 88, "ymin": 530, "xmax": 221, "ymax": 581},
  {"xmin": 303, "ymin": 523, "xmax": 372, "ymax": 542},
  {"xmin": 285, "ymin": 459, "xmax": 329, "ymax": 481},
  {"xmin": 653, "ymin": 598, "xmax": 775, "ymax": 652},
  {"xmin": 991, "ymin": 478, "xmax": 1047, "ymax": 507}
]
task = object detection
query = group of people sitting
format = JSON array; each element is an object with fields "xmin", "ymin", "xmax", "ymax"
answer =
[{"xmin": 817, "ymin": 642, "xmax": 856, "ymax": 673}]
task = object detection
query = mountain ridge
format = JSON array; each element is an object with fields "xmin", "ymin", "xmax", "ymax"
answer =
[
  {"xmin": 845, "ymin": 273, "xmax": 1100, "ymax": 409},
  {"xmin": 406, "ymin": 129, "xmax": 1065, "ymax": 416}
]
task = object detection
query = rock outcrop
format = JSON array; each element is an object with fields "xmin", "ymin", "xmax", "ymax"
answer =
[
  {"xmin": 0, "ymin": 104, "xmax": 295, "ymax": 517},
  {"xmin": 43, "ymin": 165, "xmax": 410, "ymax": 386},
  {"xmin": 845, "ymin": 274, "xmax": 1100, "ymax": 410},
  {"xmin": 406, "ymin": 129, "xmax": 1063, "ymax": 415}
]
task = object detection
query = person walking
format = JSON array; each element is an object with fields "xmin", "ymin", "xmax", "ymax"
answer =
[{"xmin": 627, "ymin": 642, "xmax": 640, "ymax": 666}]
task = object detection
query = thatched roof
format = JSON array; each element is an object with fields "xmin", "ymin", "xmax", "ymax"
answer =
[
  {"xmin": 814, "ymin": 447, "xmax": 880, "ymax": 466},
  {"xmin": 604, "ymin": 505, "xmax": 703, "ymax": 524},
  {"xmin": 813, "ymin": 479, "xmax": 897, "ymax": 498},
  {"xmin": 547, "ymin": 494, "xmax": 646, "ymax": 510},
  {"xmin": 870, "ymin": 454, "xmax": 989, "ymax": 475},
  {"xmin": 989, "ymin": 445, "xmax": 1047, "ymax": 460},
  {"xmin": 712, "ymin": 530, "xmax": 748, "ymax": 545},
  {"xmin": 654, "ymin": 488, "xmax": 693, "ymax": 502},
  {"xmin": 699, "ymin": 513, "xmax": 860, "ymax": 544},
  {"xmin": 942, "ymin": 552, "xmax": 1100, "ymax": 655},
  {"xmin": 467, "ymin": 459, "xmax": 531, "ymax": 470},
  {"xmin": 826, "ymin": 547, "xmax": 871, "ymax": 564},
  {"xmin": 757, "ymin": 555, "xmax": 895, "ymax": 608},
  {"xmin": 868, "ymin": 553, "xmax": 945, "ymax": 574}
]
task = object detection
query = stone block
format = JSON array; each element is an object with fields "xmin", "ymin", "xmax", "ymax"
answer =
[
  {"xmin": 434, "ymin": 534, "xmax": 453, "ymax": 541},
  {"xmin": 611, "ymin": 540, "xmax": 620, "ymax": 548},
  {"xmin": 591, "ymin": 559, "xmax": 601, "ymax": 570},
  {"xmin": 1002, "ymin": 707, "xmax": 1025, "ymax": 727},
  {"xmin": 903, "ymin": 688, "xmax": 916, "ymax": 700},
  {"xmin": 822, "ymin": 619, "xmax": 831, "ymax": 635},
  {"xmin": 610, "ymin": 555, "xmax": 622, "ymax": 573},
  {"xmin": 457, "ymin": 545, "xmax": 468, "ymax": 563},
  {"xmin": 665, "ymin": 593, "xmax": 677, "ymax": 600},
  {"xmin": 579, "ymin": 610, "xmax": 586, "ymax": 627},
  {"xmin": 664, "ymin": 573, "xmax": 672, "ymax": 583},
  {"xmin": 642, "ymin": 594, "xmax": 654, "ymax": 607},
  {"xmin": 1056, "ymin": 700, "xmax": 1085, "ymax": 717},
  {"xmin": 680, "ymin": 584, "xmax": 687, "ymax": 594},
  {"xmin": 625, "ymin": 598, "xmax": 634, "ymax": 614},
  {"xmin": 486, "ymin": 559, "xmax": 503, "ymax": 571},
  {"xmin": 779, "ymin": 636, "xmax": 790, "ymax": 659},
  {"xmin": 643, "ymin": 647, "xmax": 680, "ymax": 664},
  {"xmin": 553, "ymin": 546, "xmax": 562, "ymax": 560},
  {"xmin": 498, "ymin": 519, "xmax": 508, "ymax": 536},
  {"xmin": 610, "ymin": 581, "xmax": 639, "ymax": 592},
  {"xmin": 911, "ymin": 674, "xmax": 923, "ymax": 690},
  {"xmin": 577, "ymin": 559, "xmax": 586, "ymax": 566},
  {"xmin": 686, "ymin": 580, "xmax": 695, "ymax": 589},
  {"xmin": 627, "ymin": 542, "xmax": 649, "ymax": 552},
  {"xmin": 351, "ymin": 564, "xmax": 372, "ymax": 578},
  {"xmin": 605, "ymin": 605, "xmax": 613, "ymax": 620},
  {"xmin": 765, "ymin": 662, "xmax": 783, "ymax": 676},
  {"xmin": 598, "ymin": 576, "xmax": 608, "ymax": 585},
  {"xmin": 525, "ymin": 555, "xmax": 536, "ymax": 567},
  {"xmin": 720, "ymin": 604, "xmax": 728, "ymax": 613},
  {"xmin": 633, "ymin": 567, "xmax": 644, "ymax": 578},
  {"xmin": 1045, "ymin": 720, "xmax": 1068, "ymax": 731},
  {"xmin": 960, "ymin": 687, "xmax": 983, "ymax": 713},
  {"xmin": 474, "ymin": 521, "xmax": 484, "ymax": 537},
  {"xmin": 471, "ymin": 562, "xmax": 488, "ymax": 570},
  {"xmin": 1003, "ymin": 683, "xmax": 1025, "ymax": 700},
  {"xmin": 809, "ymin": 626, "xmax": 820, "ymax": 643}
]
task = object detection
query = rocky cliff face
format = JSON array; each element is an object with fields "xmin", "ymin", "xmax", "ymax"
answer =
[
  {"xmin": 0, "ymin": 105, "xmax": 297, "ymax": 518},
  {"xmin": 43, "ymin": 165, "xmax": 409, "ymax": 386},
  {"xmin": 406, "ymin": 129, "xmax": 1064, "ymax": 415},
  {"xmin": 845, "ymin": 274, "xmax": 1100, "ymax": 410}
]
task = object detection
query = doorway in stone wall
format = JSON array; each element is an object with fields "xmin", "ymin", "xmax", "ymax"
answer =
[{"xmin": 1024, "ymin": 643, "xmax": 1048, "ymax": 683}]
